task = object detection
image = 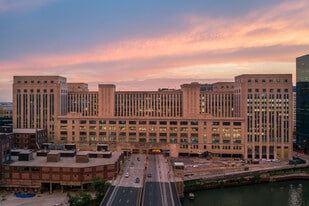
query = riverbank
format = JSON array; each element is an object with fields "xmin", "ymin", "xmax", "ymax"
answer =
[
  {"xmin": 182, "ymin": 180, "xmax": 309, "ymax": 206},
  {"xmin": 183, "ymin": 163, "xmax": 309, "ymax": 192}
]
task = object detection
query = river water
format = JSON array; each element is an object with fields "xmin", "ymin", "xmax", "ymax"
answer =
[{"xmin": 182, "ymin": 180, "xmax": 309, "ymax": 206}]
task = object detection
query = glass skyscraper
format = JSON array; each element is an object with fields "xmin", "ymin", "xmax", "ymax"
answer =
[{"xmin": 296, "ymin": 54, "xmax": 309, "ymax": 153}]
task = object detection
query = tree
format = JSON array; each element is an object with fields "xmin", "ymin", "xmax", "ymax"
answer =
[
  {"xmin": 67, "ymin": 192, "xmax": 92, "ymax": 206},
  {"xmin": 92, "ymin": 177, "xmax": 111, "ymax": 204}
]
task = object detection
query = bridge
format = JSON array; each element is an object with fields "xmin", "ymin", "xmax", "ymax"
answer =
[{"xmin": 101, "ymin": 154, "xmax": 182, "ymax": 206}]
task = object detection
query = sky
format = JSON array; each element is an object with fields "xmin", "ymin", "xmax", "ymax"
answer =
[{"xmin": 0, "ymin": 0, "xmax": 309, "ymax": 102}]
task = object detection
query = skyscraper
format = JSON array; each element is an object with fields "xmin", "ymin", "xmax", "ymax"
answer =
[{"xmin": 296, "ymin": 54, "xmax": 309, "ymax": 153}]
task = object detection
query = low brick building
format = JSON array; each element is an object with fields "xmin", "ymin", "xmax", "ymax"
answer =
[
  {"xmin": 1, "ymin": 149, "xmax": 123, "ymax": 193},
  {"xmin": 13, "ymin": 128, "xmax": 48, "ymax": 150}
]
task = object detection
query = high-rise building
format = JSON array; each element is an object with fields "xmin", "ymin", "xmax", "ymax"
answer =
[
  {"xmin": 13, "ymin": 76, "xmax": 67, "ymax": 142},
  {"xmin": 234, "ymin": 74, "xmax": 293, "ymax": 160},
  {"xmin": 12, "ymin": 74, "xmax": 293, "ymax": 161},
  {"xmin": 0, "ymin": 102, "xmax": 13, "ymax": 126},
  {"xmin": 296, "ymin": 54, "xmax": 309, "ymax": 153}
]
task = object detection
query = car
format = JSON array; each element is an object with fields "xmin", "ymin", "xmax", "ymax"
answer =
[
  {"xmin": 135, "ymin": 177, "xmax": 140, "ymax": 183},
  {"xmin": 137, "ymin": 157, "xmax": 140, "ymax": 161},
  {"xmin": 125, "ymin": 172, "xmax": 129, "ymax": 178},
  {"xmin": 147, "ymin": 173, "xmax": 152, "ymax": 178}
]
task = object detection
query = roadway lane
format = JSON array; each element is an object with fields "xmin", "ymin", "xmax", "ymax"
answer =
[
  {"xmin": 104, "ymin": 154, "xmax": 145, "ymax": 206},
  {"xmin": 100, "ymin": 186, "xmax": 115, "ymax": 206},
  {"xmin": 143, "ymin": 182, "xmax": 163, "ymax": 206},
  {"xmin": 111, "ymin": 186, "xmax": 140, "ymax": 206},
  {"xmin": 142, "ymin": 154, "xmax": 179, "ymax": 206}
]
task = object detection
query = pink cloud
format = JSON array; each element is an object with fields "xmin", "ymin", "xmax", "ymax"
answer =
[{"xmin": 0, "ymin": 0, "xmax": 308, "ymax": 86}]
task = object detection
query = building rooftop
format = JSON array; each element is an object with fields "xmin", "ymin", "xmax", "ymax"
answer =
[{"xmin": 9, "ymin": 151, "xmax": 122, "ymax": 168}]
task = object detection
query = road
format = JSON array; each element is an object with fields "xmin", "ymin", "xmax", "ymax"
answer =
[
  {"xmin": 101, "ymin": 154, "xmax": 145, "ymax": 206},
  {"xmin": 142, "ymin": 154, "xmax": 181, "ymax": 206},
  {"xmin": 101, "ymin": 154, "xmax": 181, "ymax": 206}
]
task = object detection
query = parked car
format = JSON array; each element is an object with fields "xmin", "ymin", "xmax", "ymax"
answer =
[
  {"xmin": 147, "ymin": 173, "xmax": 152, "ymax": 178},
  {"xmin": 135, "ymin": 177, "xmax": 140, "ymax": 183}
]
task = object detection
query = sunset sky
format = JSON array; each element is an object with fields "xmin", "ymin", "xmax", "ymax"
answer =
[{"xmin": 1, "ymin": 0, "xmax": 309, "ymax": 101}]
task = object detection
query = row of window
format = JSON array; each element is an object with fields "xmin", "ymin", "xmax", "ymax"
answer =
[
  {"xmin": 248, "ymin": 88, "xmax": 289, "ymax": 93},
  {"xmin": 17, "ymin": 80, "xmax": 55, "ymax": 84},
  {"xmin": 60, "ymin": 119, "xmax": 242, "ymax": 126},
  {"xmin": 247, "ymin": 79, "xmax": 288, "ymax": 83},
  {"xmin": 17, "ymin": 89, "xmax": 54, "ymax": 93}
]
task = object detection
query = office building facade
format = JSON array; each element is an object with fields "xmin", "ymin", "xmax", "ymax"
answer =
[
  {"xmin": 13, "ymin": 76, "xmax": 68, "ymax": 142},
  {"xmin": 296, "ymin": 54, "xmax": 309, "ymax": 153},
  {"xmin": 13, "ymin": 74, "xmax": 293, "ymax": 160}
]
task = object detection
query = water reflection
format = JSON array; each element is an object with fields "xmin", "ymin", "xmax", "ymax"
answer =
[
  {"xmin": 183, "ymin": 180, "xmax": 309, "ymax": 206},
  {"xmin": 288, "ymin": 184, "xmax": 303, "ymax": 206}
]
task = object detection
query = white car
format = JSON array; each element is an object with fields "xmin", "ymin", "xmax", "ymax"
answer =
[{"xmin": 125, "ymin": 172, "xmax": 129, "ymax": 178}]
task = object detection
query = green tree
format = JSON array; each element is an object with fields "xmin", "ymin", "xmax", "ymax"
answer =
[
  {"xmin": 67, "ymin": 192, "xmax": 92, "ymax": 206},
  {"xmin": 92, "ymin": 176, "xmax": 111, "ymax": 204}
]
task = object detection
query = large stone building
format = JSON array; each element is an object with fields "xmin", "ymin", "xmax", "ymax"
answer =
[
  {"xmin": 13, "ymin": 74, "xmax": 293, "ymax": 161},
  {"xmin": 13, "ymin": 76, "xmax": 67, "ymax": 142},
  {"xmin": 296, "ymin": 54, "xmax": 309, "ymax": 154}
]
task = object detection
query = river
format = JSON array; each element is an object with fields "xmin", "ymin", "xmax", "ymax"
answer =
[{"xmin": 182, "ymin": 180, "xmax": 309, "ymax": 206}]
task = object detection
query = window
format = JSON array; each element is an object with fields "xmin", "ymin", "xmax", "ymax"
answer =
[
  {"xmin": 89, "ymin": 120, "xmax": 96, "ymax": 124},
  {"xmin": 129, "ymin": 121, "xmax": 136, "ymax": 124},
  {"xmin": 233, "ymin": 122, "xmax": 242, "ymax": 126},
  {"xmin": 191, "ymin": 121, "xmax": 198, "ymax": 125},
  {"xmin": 149, "ymin": 121, "xmax": 156, "ymax": 125},
  {"xmin": 139, "ymin": 121, "xmax": 146, "ymax": 125},
  {"xmin": 159, "ymin": 121, "xmax": 167, "ymax": 125},
  {"xmin": 180, "ymin": 121, "xmax": 188, "ymax": 125},
  {"xmin": 223, "ymin": 122, "xmax": 230, "ymax": 126},
  {"xmin": 109, "ymin": 120, "xmax": 116, "ymax": 124},
  {"xmin": 79, "ymin": 120, "xmax": 86, "ymax": 124},
  {"xmin": 212, "ymin": 122, "xmax": 220, "ymax": 126},
  {"xmin": 99, "ymin": 120, "xmax": 106, "ymax": 124},
  {"xmin": 60, "ymin": 120, "xmax": 67, "ymax": 124},
  {"xmin": 170, "ymin": 121, "xmax": 178, "ymax": 125}
]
